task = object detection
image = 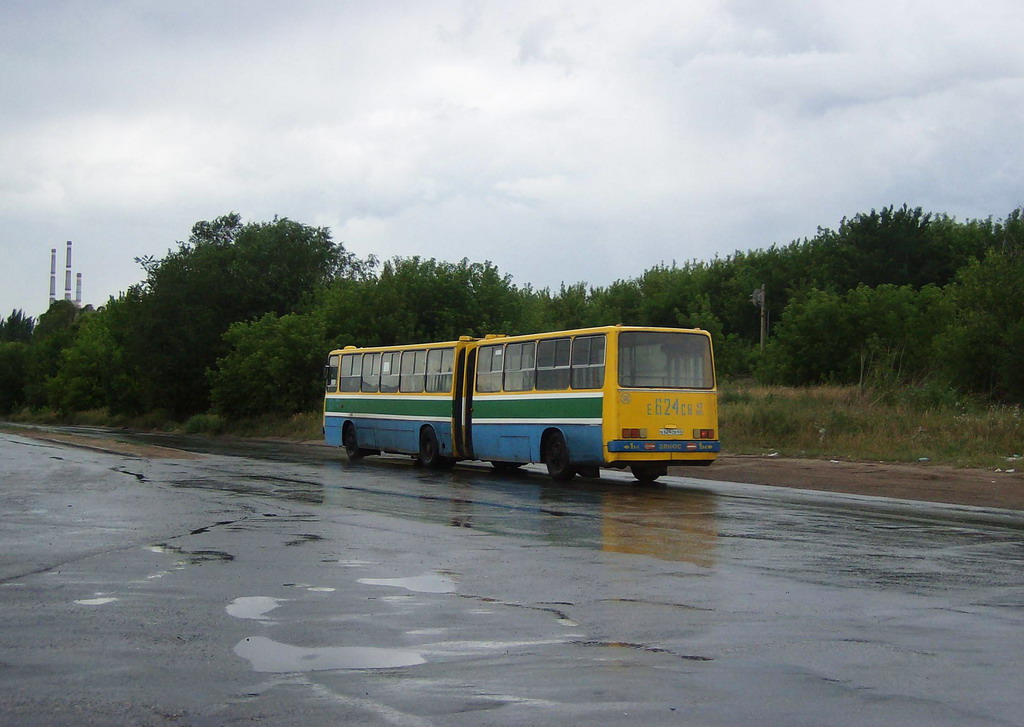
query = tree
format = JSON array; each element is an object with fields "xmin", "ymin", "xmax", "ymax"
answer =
[
  {"xmin": 47, "ymin": 306, "xmax": 139, "ymax": 415},
  {"xmin": 23, "ymin": 300, "xmax": 84, "ymax": 409},
  {"xmin": 0, "ymin": 342, "xmax": 29, "ymax": 413},
  {"xmin": 935, "ymin": 244, "xmax": 1024, "ymax": 401},
  {"xmin": 121, "ymin": 213, "xmax": 365, "ymax": 418},
  {"xmin": 760, "ymin": 284, "xmax": 951, "ymax": 386},
  {"xmin": 209, "ymin": 313, "xmax": 328, "ymax": 418},
  {"xmin": 328, "ymin": 257, "xmax": 523, "ymax": 347},
  {"xmin": 0, "ymin": 309, "xmax": 35, "ymax": 343}
]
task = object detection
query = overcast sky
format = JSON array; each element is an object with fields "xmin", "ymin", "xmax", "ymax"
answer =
[{"xmin": 2, "ymin": 0, "xmax": 1022, "ymax": 318}]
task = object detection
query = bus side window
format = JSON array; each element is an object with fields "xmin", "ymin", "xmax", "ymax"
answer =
[
  {"xmin": 361, "ymin": 352, "xmax": 381, "ymax": 392},
  {"xmin": 571, "ymin": 335, "xmax": 605, "ymax": 389},
  {"xmin": 326, "ymin": 354, "xmax": 340, "ymax": 391},
  {"xmin": 400, "ymin": 349, "xmax": 426, "ymax": 392},
  {"xmin": 340, "ymin": 353, "xmax": 362, "ymax": 392},
  {"xmin": 476, "ymin": 344, "xmax": 504, "ymax": 393},
  {"xmin": 426, "ymin": 347, "xmax": 454, "ymax": 393},
  {"xmin": 504, "ymin": 341, "xmax": 535, "ymax": 391},
  {"xmin": 380, "ymin": 351, "xmax": 400, "ymax": 393},
  {"xmin": 536, "ymin": 338, "xmax": 570, "ymax": 390}
]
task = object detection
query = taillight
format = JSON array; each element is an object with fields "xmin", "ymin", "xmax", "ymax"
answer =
[
  {"xmin": 693, "ymin": 429, "xmax": 715, "ymax": 439},
  {"xmin": 621, "ymin": 428, "xmax": 648, "ymax": 439}
]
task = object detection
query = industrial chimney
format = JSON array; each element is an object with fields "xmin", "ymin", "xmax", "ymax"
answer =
[
  {"xmin": 49, "ymin": 241, "xmax": 83, "ymax": 308},
  {"xmin": 49, "ymin": 248, "xmax": 57, "ymax": 305},
  {"xmin": 64, "ymin": 241, "xmax": 73, "ymax": 301}
]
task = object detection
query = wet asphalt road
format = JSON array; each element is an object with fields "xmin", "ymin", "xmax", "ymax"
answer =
[{"xmin": 1, "ymin": 429, "xmax": 1022, "ymax": 726}]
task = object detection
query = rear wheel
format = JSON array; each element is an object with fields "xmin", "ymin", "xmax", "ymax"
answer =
[
  {"xmin": 544, "ymin": 432, "xmax": 576, "ymax": 481},
  {"xmin": 418, "ymin": 427, "xmax": 453, "ymax": 469},
  {"xmin": 343, "ymin": 423, "xmax": 364, "ymax": 460},
  {"xmin": 630, "ymin": 464, "xmax": 666, "ymax": 483}
]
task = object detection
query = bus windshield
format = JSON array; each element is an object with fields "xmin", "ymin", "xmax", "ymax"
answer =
[{"xmin": 617, "ymin": 331, "xmax": 714, "ymax": 389}]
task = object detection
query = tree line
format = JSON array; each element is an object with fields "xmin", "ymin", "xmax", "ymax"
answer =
[{"xmin": 1, "ymin": 204, "xmax": 1022, "ymax": 420}]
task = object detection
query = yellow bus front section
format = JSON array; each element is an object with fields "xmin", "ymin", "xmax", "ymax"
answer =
[{"xmin": 603, "ymin": 388, "xmax": 720, "ymax": 466}]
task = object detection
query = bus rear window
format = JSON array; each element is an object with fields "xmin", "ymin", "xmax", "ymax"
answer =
[{"xmin": 618, "ymin": 332, "xmax": 713, "ymax": 389}]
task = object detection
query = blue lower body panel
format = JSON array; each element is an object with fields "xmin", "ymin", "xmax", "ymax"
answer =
[
  {"xmin": 324, "ymin": 415, "xmax": 455, "ymax": 458},
  {"xmin": 324, "ymin": 416, "xmax": 343, "ymax": 447},
  {"xmin": 470, "ymin": 423, "xmax": 603, "ymax": 465}
]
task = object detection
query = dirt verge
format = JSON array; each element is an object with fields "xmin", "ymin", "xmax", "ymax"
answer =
[
  {"xmin": 673, "ymin": 454, "xmax": 1024, "ymax": 511},
  {"xmin": 8, "ymin": 428, "xmax": 200, "ymax": 460}
]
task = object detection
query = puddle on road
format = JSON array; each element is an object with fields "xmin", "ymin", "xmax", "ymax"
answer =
[
  {"xmin": 282, "ymin": 583, "xmax": 336, "ymax": 592},
  {"xmin": 358, "ymin": 573, "xmax": 457, "ymax": 594},
  {"xmin": 234, "ymin": 636, "xmax": 425, "ymax": 672},
  {"xmin": 147, "ymin": 543, "xmax": 234, "ymax": 565},
  {"xmin": 226, "ymin": 596, "xmax": 285, "ymax": 621},
  {"xmin": 74, "ymin": 596, "xmax": 117, "ymax": 606}
]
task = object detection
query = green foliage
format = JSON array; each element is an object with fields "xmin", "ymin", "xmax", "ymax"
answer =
[
  {"xmin": 935, "ymin": 244, "xmax": 1024, "ymax": 401},
  {"xmin": 0, "ymin": 309, "xmax": 35, "ymax": 343},
  {"xmin": 9, "ymin": 205, "xmax": 1024, "ymax": 429},
  {"xmin": 319, "ymin": 257, "xmax": 523, "ymax": 346},
  {"xmin": 122, "ymin": 213, "xmax": 362, "ymax": 417},
  {"xmin": 45, "ymin": 302, "xmax": 145, "ymax": 416},
  {"xmin": 23, "ymin": 300, "xmax": 85, "ymax": 409},
  {"xmin": 0, "ymin": 342, "xmax": 29, "ymax": 413},
  {"xmin": 209, "ymin": 313, "xmax": 328, "ymax": 418},
  {"xmin": 47, "ymin": 311, "xmax": 117, "ymax": 413},
  {"xmin": 184, "ymin": 413, "xmax": 228, "ymax": 435},
  {"xmin": 760, "ymin": 284, "xmax": 952, "ymax": 386}
]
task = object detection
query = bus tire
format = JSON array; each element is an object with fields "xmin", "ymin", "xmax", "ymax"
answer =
[
  {"xmin": 343, "ymin": 423, "xmax": 364, "ymax": 460},
  {"xmin": 418, "ymin": 426, "xmax": 452, "ymax": 469},
  {"xmin": 543, "ymin": 431, "xmax": 577, "ymax": 481},
  {"xmin": 630, "ymin": 464, "xmax": 666, "ymax": 483}
]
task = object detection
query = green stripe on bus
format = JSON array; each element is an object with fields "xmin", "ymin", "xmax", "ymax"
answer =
[
  {"xmin": 472, "ymin": 396, "xmax": 602, "ymax": 420},
  {"xmin": 326, "ymin": 397, "xmax": 452, "ymax": 418}
]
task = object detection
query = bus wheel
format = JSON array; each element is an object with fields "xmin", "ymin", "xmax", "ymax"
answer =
[
  {"xmin": 630, "ymin": 464, "xmax": 666, "ymax": 483},
  {"xmin": 544, "ymin": 432, "xmax": 577, "ymax": 481},
  {"xmin": 343, "ymin": 423, "xmax": 364, "ymax": 461},
  {"xmin": 418, "ymin": 427, "xmax": 451, "ymax": 469}
]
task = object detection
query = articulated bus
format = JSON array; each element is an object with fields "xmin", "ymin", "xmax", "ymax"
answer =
[{"xmin": 323, "ymin": 325, "xmax": 719, "ymax": 482}]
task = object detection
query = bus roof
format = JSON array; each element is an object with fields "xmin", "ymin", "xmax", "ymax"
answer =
[{"xmin": 327, "ymin": 325, "xmax": 710, "ymax": 356}]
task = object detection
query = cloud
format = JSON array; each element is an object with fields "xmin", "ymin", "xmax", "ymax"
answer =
[{"xmin": 1, "ymin": 0, "xmax": 1022, "ymax": 316}]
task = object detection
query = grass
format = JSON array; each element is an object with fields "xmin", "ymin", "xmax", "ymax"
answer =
[{"xmin": 719, "ymin": 382, "xmax": 1024, "ymax": 469}]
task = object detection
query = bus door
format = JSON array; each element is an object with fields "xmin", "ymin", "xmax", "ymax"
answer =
[{"xmin": 455, "ymin": 347, "xmax": 476, "ymax": 459}]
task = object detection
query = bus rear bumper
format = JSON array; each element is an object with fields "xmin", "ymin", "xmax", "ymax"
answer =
[{"xmin": 607, "ymin": 440, "xmax": 720, "ymax": 454}]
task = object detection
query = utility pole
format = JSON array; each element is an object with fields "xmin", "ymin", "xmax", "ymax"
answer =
[{"xmin": 751, "ymin": 284, "xmax": 767, "ymax": 350}]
